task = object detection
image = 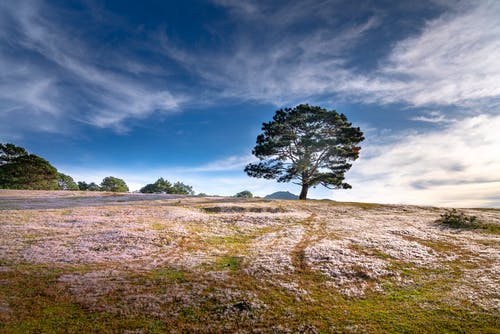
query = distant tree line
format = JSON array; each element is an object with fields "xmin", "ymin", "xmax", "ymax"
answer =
[
  {"xmin": 0, "ymin": 143, "xmax": 194, "ymax": 194},
  {"xmin": 139, "ymin": 177, "xmax": 194, "ymax": 195}
]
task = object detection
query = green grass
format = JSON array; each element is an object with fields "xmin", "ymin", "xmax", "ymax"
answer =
[
  {"xmin": 1, "ymin": 261, "xmax": 498, "ymax": 333},
  {"xmin": 215, "ymin": 256, "xmax": 241, "ymax": 271},
  {"xmin": 0, "ymin": 264, "xmax": 167, "ymax": 333},
  {"xmin": 1, "ymin": 194, "xmax": 499, "ymax": 333},
  {"xmin": 150, "ymin": 268, "xmax": 187, "ymax": 283}
]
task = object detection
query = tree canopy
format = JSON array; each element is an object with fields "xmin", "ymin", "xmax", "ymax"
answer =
[
  {"xmin": 57, "ymin": 173, "xmax": 79, "ymax": 190},
  {"xmin": 140, "ymin": 178, "xmax": 194, "ymax": 195},
  {"xmin": 0, "ymin": 143, "xmax": 28, "ymax": 165},
  {"xmin": 235, "ymin": 190, "xmax": 253, "ymax": 198},
  {"xmin": 0, "ymin": 143, "xmax": 84, "ymax": 191},
  {"xmin": 0, "ymin": 154, "xmax": 59, "ymax": 190},
  {"xmin": 140, "ymin": 177, "xmax": 172, "ymax": 193},
  {"xmin": 100, "ymin": 176, "xmax": 129, "ymax": 192},
  {"xmin": 171, "ymin": 181, "xmax": 194, "ymax": 195},
  {"xmin": 245, "ymin": 104, "xmax": 364, "ymax": 200}
]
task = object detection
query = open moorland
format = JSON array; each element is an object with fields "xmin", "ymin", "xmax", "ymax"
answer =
[{"xmin": 0, "ymin": 190, "xmax": 499, "ymax": 333}]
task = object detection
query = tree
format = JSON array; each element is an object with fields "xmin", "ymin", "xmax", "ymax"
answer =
[
  {"xmin": 0, "ymin": 154, "xmax": 59, "ymax": 190},
  {"xmin": 140, "ymin": 178, "xmax": 194, "ymax": 195},
  {"xmin": 0, "ymin": 143, "xmax": 28, "ymax": 165},
  {"xmin": 87, "ymin": 182, "xmax": 101, "ymax": 191},
  {"xmin": 78, "ymin": 181, "xmax": 89, "ymax": 191},
  {"xmin": 244, "ymin": 104, "xmax": 364, "ymax": 200},
  {"xmin": 140, "ymin": 177, "xmax": 172, "ymax": 193},
  {"xmin": 100, "ymin": 176, "xmax": 129, "ymax": 192},
  {"xmin": 235, "ymin": 190, "xmax": 253, "ymax": 198},
  {"xmin": 57, "ymin": 173, "xmax": 79, "ymax": 190},
  {"xmin": 171, "ymin": 181, "xmax": 194, "ymax": 195}
]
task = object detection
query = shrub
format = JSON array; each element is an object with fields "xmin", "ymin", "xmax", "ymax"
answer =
[
  {"xmin": 438, "ymin": 209, "xmax": 478, "ymax": 229},
  {"xmin": 235, "ymin": 190, "xmax": 253, "ymax": 198},
  {"xmin": 100, "ymin": 176, "xmax": 129, "ymax": 192}
]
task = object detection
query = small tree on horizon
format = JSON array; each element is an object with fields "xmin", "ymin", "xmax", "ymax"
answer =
[
  {"xmin": 100, "ymin": 176, "xmax": 129, "ymax": 192},
  {"xmin": 235, "ymin": 190, "xmax": 253, "ymax": 198},
  {"xmin": 140, "ymin": 177, "xmax": 172, "ymax": 193},
  {"xmin": 171, "ymin": 181, "xmax": 194, "ymax": 195},
  {"xmin": 245, "ymin": 104, "xmax": 364, "ymax": 200}
]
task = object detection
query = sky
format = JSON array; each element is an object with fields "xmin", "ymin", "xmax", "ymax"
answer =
[{"xmin": 1, "ymin": 0, "xmax": 499, "ymax": 207}]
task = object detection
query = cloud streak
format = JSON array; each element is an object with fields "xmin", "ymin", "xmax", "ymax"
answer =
[
  {"xmin": 0, "ymin": 0, "xmax": 184, "ymax": 134},
  {"xmin": 163, "ymin": 0, "xmax": 500, "ymax": 110}
]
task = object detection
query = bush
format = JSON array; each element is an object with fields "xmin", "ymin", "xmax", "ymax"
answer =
[
  {"xmin": 100, "ymin": 176, "xmax": 129, "ymax": 192},
  {"xmin": 438, "ymin": 209, "xmax": 478, "ymax": 229},
  {"xmin": 235, "ymin": 190, "xmax": 253, "ymax": 198}
]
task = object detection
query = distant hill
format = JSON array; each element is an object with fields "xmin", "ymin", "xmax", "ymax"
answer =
[{"xmin": 264, "ymin": 191, "xmax": 299, "ymax": 200}]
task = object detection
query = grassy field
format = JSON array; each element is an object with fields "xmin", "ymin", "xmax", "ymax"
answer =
[{"xmin": 0, "ymin": 190, "xmax": 499, "ymax": 333}]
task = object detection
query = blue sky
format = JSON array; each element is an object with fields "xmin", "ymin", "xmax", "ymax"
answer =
[{"xmin": 1, "ymin": 0, "xmax": 499, "ymax": 207}]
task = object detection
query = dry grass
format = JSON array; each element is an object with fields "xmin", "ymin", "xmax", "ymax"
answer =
[{"xmin": 0, "ymin": 190, "xmax": 499, "ymax": 333}]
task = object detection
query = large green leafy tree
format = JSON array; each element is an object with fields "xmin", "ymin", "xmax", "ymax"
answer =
[
  {"xmin": 245, "ymin": 104, "xmax": 364, "ymax": 200},
  {"xmin": 100, "ymin": 176, "xmax": 129, "ymax": 192},
  {"xmin": 57, "ymin": 173, "xmax": 79, "ymax": 190},
  {"xmin": 0, "ymin": 154, "xmax": 59, "ymax": 190}
]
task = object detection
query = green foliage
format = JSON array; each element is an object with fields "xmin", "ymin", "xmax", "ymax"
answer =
[
  {"xmin": 216, "ymin": 256, "xmax": 241, "ymax": 271},
  {"xmin": 438, "ymin": 209, "xmax": 499, "ymax": 233},
  {"xmin": 87, "ymin": 183, "xmax": 101, "ymax": 191},
  {"xmin": 235, "ymin": 190, "xmax": 253, "ymax": 198},
  {"xmin": 0, "ymin": 143, "xmax": 81, "ymax": 191},
  {"xmin": 245, "ymin": 104, "xmax": 364, "ymax": 200},
  {"xmin": 79, "ymin": 181, "xmax": 101, "ymax": 191},
  {"xmin": 77, "ymin": 181, "xmax": 89, "ymax": 190},
  {"xmin": 57, "ymin": 173, "xmax": 79, "ymax": 190},
  {"xmin": 438, "ymin": 209, "xmax": 478, "ymax": 228},
  {"xmin": 140, "ymin": 178, "xmax": 194, "ymax": 195},
  {"xmin": 0, "ymin": 143, "xmax": 28, "ymax": 165},
  {"xmin": 0, "ymin": 154, "xmax": 59, "ymax": 190},
  {"xmin": 100, "ymin": 176, "xmax": 129, "ymax": 192},
  {"xmin": 140, "ymin": 177, "xmax": 172, "ymax": 193},
  {"xmin": 171, "ymin": 181, "xmax": 194, "ymax": 195}
]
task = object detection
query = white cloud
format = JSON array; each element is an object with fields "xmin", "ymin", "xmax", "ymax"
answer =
[
  {"xmin": 330, "ymin": 113, "xmax": 500, "ymax": 207},
  {"xmin": 186, "ymin": 154, "xmax": 255, "ymax": 172},
  {"xmin": 0, "ymin": 0, "xmax": 184, "ymax": 133},
  {"xmin": 164, "ymin": 1, "xmax": 500, "ymax": 110},
  {"xmin": 161, "ymin": 1, "xmax": 380, "ymax": 106},
  {"xmin": 337, "ymin": 0, "xmax": 500, "ymax": 107},
  {"xmin": 410, "ymin": 111, "xmax": 452, "ymax": 123},
  {"xmin": 60, "ymin": 111, "xmax": 500, "ymax": 207}
]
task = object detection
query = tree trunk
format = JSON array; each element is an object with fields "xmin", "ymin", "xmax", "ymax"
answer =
[{"xmin": 299, "ymin": 183, "xmax": 309, "ymax": 200}]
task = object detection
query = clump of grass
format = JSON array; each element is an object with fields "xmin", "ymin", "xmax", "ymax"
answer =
[
  {"xmin": 216, "ymin": 256, "xmax": 241, "ymax": 271},
  {"xmin": 438, "ymin": 209, "xmax": 499, "ymax": 233}
]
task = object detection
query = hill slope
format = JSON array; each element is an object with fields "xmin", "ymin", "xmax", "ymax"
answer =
[
  {"xmin": 264, "ymin": 191, "xmax": 299, "ymax": 199},
  {"xmin": 0, "ymin": 190, "xmax": 498, "ymax": 332}
]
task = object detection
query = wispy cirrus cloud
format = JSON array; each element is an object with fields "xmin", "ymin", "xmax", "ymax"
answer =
[
  {"xmin": 337, "ymin": 0, "xmax": 500, "ymax": 107},
  {"xmin": 164, "ymin": 0, "xmax": 500, "ymax": 110},
  {"xmin": 162, "ymin": 0, "xmax": 381, "ymax": 105},
  {"xmin": 0, "ymin": 0, "xmax": 184, "ymax": 134}
]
